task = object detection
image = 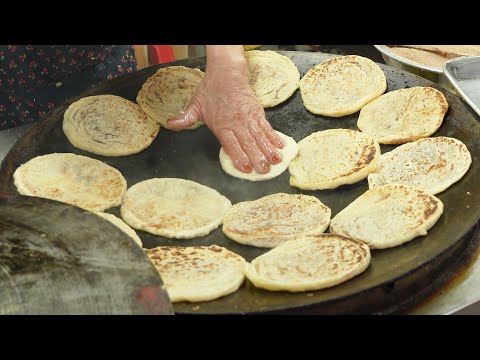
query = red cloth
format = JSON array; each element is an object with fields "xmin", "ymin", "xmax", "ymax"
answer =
[{"xmin": 148, "ymin": 45, "xmax": 176, "ymax": 65}]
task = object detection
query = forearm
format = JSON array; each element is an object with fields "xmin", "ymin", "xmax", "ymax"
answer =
[{"xmin": 206, "ymin": 45, "xmax": 247, "ymax": 70}]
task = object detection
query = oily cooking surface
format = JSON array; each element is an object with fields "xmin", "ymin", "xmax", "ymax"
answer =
[{"xmin": 0, "ymin": 52, "xmax": 479, "ymax": 314}]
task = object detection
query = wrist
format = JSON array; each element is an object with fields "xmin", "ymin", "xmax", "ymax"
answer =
[{"xmin": 206, "ymin": 45, "xmax": 247, "ymax": 69}]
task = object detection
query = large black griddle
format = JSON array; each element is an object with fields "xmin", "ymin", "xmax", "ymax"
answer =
[
  {"xmin": 1, "ymin": 51, "xmax": 479, "ymax": 314},
  {"xmin": 0, "ymin": 194, "xmax": 173, "ymax": 315}
]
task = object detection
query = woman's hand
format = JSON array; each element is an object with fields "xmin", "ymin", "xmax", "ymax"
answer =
[{"xmin": 165, "ymin": 45, "xmax": 285, "ymax": 174}]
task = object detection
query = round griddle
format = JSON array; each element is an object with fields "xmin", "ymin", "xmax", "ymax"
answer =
[
  {"xmin": 1, "ymin": 51, "xmax": 479, "ymax": 314},
  {"xmin": 0, "ymin": 194, "xmax": 173, "ymax": 315}
]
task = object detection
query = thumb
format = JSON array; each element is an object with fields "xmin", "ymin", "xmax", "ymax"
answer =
[{"xmin": 165, "ymin": 101, "xmax": 202, "ymax": 130}]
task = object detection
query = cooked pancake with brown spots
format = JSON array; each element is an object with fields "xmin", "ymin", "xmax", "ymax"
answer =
[
  {"xmin": 300, "ymin": 55, "xmax": 387, "ymax": 117},
  {"xmin": 368, "ymin": 137, "xmax": 472, "ymax": 195},
  {"xmin": 146, "ymin": 245, "xmax": 246, "ymax": 302},
  {"xmin": 244, "ymin": 234, "xmax": 370, "ymax": 292},
  {"xmin": 289, "ymin": 129, "xmax": 381, "ymax": 190},
  {"xmin": 330, "ymin": 184, "xmax": 444, "ymax": 249},
  {"xmin": 63, "ymin": 95, "xmax": 160, "ymax": 156},
  {"xmin": 136, "ymin": 66, "xmax": 204, "ymax": 129},
  {"xmin": 120, "ymin": 178, "xmax": 232, "ymax": 239},
  {"xmin": 13, "ymin": 153, "xmax": 127, "ymax": 212},
  {"xmin": 223, "ymin": 193, "xmax": 331, "ymax": 248},
  {"xmin": 357, "ymin": 87, "xmax": 448, "ymax": 144},
  {"xmin": 245, "ymin": 50, "xmax": 300, "ymax": 108}
]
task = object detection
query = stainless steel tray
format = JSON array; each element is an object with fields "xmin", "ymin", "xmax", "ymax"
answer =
[
  {"xmin": 374, "ymin": 45, "xmax": 453, "ymax": 91},
  {"xmin": 444, "ymin": 56, "xmax": 480, "ymax": 117}
]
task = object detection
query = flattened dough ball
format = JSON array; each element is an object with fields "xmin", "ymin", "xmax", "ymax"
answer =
[{"xmin": 219, "ymin": 131, "xmax": 299, "ymax": 181}]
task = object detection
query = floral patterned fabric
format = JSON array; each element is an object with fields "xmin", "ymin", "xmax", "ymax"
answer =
[{"xmin": 0, "ymin": 45, "xmax": 137, "ymax": 129}]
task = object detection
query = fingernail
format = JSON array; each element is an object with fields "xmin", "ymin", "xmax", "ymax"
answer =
[
  {"xmin": 243, "ymin": 163, "xmax": 253, "ymax": 173},
  {"xmin": 260, "ymin": 160, "xmax": 268, "ymax": 169},
  {"xmin": 272, "ymin": 154, "xmax": 282, "ymax": 164},
  {"xmin": 277, "ymin": 141, "xmax": 285, "ymax": 149}
]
